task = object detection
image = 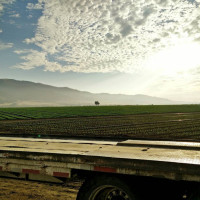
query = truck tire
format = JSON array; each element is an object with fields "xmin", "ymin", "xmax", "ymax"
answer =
[
  {"xmin": 76, "ymin": 175, "xmax": 138, "ymax": 200},
  {"xmin": 188, "ymin": 188, "xmax": 200, "ymax": 200}
]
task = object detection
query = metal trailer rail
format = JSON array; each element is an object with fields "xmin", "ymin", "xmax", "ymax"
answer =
[{"xmin": 0, "ymin": 137, "xmax": 200, "ymax": 199}]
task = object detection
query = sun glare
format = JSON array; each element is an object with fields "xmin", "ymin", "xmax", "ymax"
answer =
[{"xmin": 146, "ymin": 42, "xmax": 200, "ymax": 75}]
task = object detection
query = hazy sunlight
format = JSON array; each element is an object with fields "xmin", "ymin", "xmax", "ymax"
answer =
[{"xmin": 146, "ymin": 41, "xmax": 200, "ymax": 75}]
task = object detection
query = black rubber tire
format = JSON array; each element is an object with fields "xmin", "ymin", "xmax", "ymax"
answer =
[
  {"xmin": 76, "ymin": 175, "xmax": 138, "ymax": 200},
  {"xmin": 188, "ymin": 187, "xmax": 200, "ymax": 200},
  {"xmin": 189, "ymin": 194, "xmax": 200, "ymax": 200}
]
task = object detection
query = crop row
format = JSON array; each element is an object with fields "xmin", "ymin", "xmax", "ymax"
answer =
[
  {"xmin": 0, "ymin": 116, "xmax": 199, "ymax": 140},
  {"xmin": 2, "ymin": 115, "xmax": 198, "ymax": 131}
]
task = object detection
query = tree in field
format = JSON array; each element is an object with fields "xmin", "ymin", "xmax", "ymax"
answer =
[{"xmin": 95, "ymin": 101, "xmax": 100, "ymax": 106}]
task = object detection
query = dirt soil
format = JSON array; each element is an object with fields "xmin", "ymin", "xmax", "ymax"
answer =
[
  {"xmin": 1, "ymin": 112, "xmax": 200, "ymax": 141},
  {"xmin": 0, "ymin": 177, "xmax": 81, "ymax": 200}
]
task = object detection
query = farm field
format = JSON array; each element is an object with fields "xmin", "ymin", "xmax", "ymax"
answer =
[
  {"xmin": 0, "ymin": 105, "xmax": 200, "ymax": 120},
  {"xmin": 0, "ymin": 105, "xmax": 200, "ymax": 199},
  {"xmin": 0, "ymin": 105, "xmax": 200, "ymax": 141}
]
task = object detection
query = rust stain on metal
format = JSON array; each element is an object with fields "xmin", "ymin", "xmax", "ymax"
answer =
[
  {"xmin": 53, "ymin": 172, "xmax": 70, "ymax": 178},
  {"xmin": 22, "ymin": 169, "xmax": 40, "ymax": 174},
  {"xmin": 94, "ymin": 166, "xmax": 117, "ymax": 173},
  {"xmin": 0, "ymin": 153, "xmax": 9, "ymax": 158}
]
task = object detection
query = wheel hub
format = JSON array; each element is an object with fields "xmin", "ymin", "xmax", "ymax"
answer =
[{"xmin": 106, "ymin": 188, "xmax": 130, "ymax": 200}]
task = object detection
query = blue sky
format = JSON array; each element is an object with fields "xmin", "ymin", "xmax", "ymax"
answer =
[{"xmin": 0, "ymin": 0, "xmax": 200, "ymax": 102}]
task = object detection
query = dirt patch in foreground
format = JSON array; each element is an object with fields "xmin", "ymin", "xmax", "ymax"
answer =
[{"xmin": 0, "ymin": 178, "xmax": 81, "ymax": 200}]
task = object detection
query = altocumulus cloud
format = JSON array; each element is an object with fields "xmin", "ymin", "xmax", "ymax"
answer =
[
  {"xmin": 0, "ymin": 41, "xmax": 13, "ymax": 50},
  {"xmin": 0, "ymin": 0, "xmax": 15, "ymax": 16},
  {"xmin": 0, "ymin": 0, "xmax": 15, "ymax": 50},
  {"xmin": 13, "ymin": 0, "xmax": 200, "ymax": 73}
]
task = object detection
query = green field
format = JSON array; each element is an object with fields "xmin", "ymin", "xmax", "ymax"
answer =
[
  {"xmin": 0, "ymin": 105, "xmax": 200, "ymax": 120},
  {"xmin": 0, "ymin": 105, "xmax": 200, "ymax": 141}
]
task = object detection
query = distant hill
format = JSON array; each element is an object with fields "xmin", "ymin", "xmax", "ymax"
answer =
[{"xmin": 0, "ymin": 79, "xmax": 177, "ymax": 107}]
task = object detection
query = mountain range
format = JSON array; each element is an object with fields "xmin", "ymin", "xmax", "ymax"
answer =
[{"xmin": 0, "ymin": 79, "xmax": 178, "ymax": 107}]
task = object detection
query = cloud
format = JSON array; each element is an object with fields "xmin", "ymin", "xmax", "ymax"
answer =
[
  {"xmin": 0, "ymin": 0, "xmax": 15, "ymax": 16},
  {"xmin": 10, "ymin": 13, "xmax": 20, "ymax": 18},
  {"xmin": 26, "ymin": 2, "xmax": 43, "ymax": 10},
  {"xmin": 13, "ymin": 49, "xmax": 70, "ymax": 72},
  {"xmin": 12, "ymin": 0, "xmax": 200, "ymax": 74},
  {"xmin": 0, "ymin": 1, "xmax": 15, "ymax": 51},
  {"xmin": 27, "ymin": 14, "xmax": 33, "ymax": 19},
  {"xmin": 0, "ymin": 41, "xmax": 13, "ymax": 50},
  {"xmin": 13, "ymin": 49, "xmax": 47, "ymax": 70}
]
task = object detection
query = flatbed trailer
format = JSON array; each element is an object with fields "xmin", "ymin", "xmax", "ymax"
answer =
[{"xmin": 0, "ymin": 137, "xmax": 200, "ymax": 200}]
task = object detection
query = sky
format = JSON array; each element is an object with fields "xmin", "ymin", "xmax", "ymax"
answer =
[{"xmin": 0, "ymin": 0, "xmax": 200, "ymax": 102}]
